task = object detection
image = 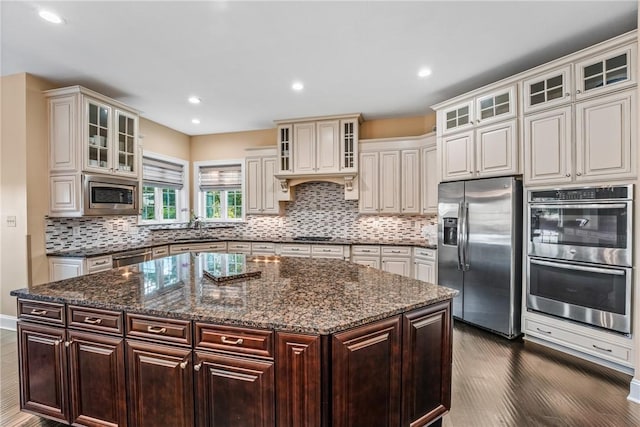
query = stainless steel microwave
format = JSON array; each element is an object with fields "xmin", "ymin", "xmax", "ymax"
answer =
[{"xmin": 83, "ymin": 174, "xmax": 138, "ymax": 216}]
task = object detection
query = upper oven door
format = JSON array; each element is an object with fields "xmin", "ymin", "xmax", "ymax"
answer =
[{"xmin": 528, "ymin": 201, "xmax": 632, "ymax": 266}]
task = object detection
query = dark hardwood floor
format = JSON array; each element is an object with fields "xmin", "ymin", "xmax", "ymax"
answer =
[{"xmin": 1, "ymin": 323, "xmax": 639, "ymax": 426}]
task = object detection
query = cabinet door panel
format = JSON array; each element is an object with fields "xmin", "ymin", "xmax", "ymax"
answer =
[
  {"xmin": 575, "ymin": 90, "xmax": 636, "ymax": 181},
  {"xmin": 49, "ymin": 175, "xmax": 81, "ymax": 216},
  {"xmin": 49, "ymin": 95, "xmax": 78, "ymax": 171},
  {"xmin": 524, "ymin": 106, "xmax": 573, "ymax": 185},
  {"xmin": 84, "ymin": 97, "xmax": 112, "ymax": 173},
  {"xmin": 402, "ymin": 301, "xmax": 452, "ymax": 427},
  {"xmin": 379, "ymin": 151, "xmax": 400, "ymax": 213},
  {"xmin": 316, "ymin": 120, "xmax": 340, "ymax": 173},
  {"xmin": 293, "ymin": 123, "xmax": 316, "ymax": 173},
  {"xmin": 195, "ymin": 351, "xmax": 274, "ymax": 427},
  {"xmin": 415, "ymin": 259, "xmax": 436, "ymax": 284},
  {"xmin": 421, "ymin": 145, "xmax": 438, "ymax": 214},
  {"xmin": 522, "ymin": 65, "xmax": 572, "ymax": 114},
  {"xmin": 352, "ymin": 256, "xmax": 380, "ymax": 269},
  {"xmin": 246, "ymin": 158, "xmax": 262, "ymax": 214},
  {"xmin": 126, "ymin": 340, "xmax": 193, "ymax": 427},
  {"xmin": 262, "ymin": 157, "xmax": 279, "ymax": 214},
  {"xmin": 332, "ymin": 316, "xmax": 401, "ymax": 427},
  {"xmin": 276, "ymin": 333, "xmax": 321, "ymax": 427},
  {"xmin": 18, "ymin": 323, "xmax": 69, "ymax": 423},
  {"xmin": 401, "ymin": 149, "xmax": 420, "ymax": 214},
  {"xmin": 382, "ymin": 258, "xmax": 412, "ymax": 277},
  {"xmin": 68, "ymin": 330, "xmax": 127, "ymax": 427},
  {"xmin": 475, "ymin": 119, "xmax": 518, "ymax": 177},
  {"xmin": 441, "ymin": 130, "xmax": 474, "ymax": 181},
  {"xmin": 359, "ymin": 152, "xmax": 379, "ymax": 213}
]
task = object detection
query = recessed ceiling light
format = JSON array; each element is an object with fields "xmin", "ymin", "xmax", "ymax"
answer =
[
  {"xmin": 192, "ymin": 118, "xmax": 200, "ymax": 124},
  {"xmin": 188, "ymin": 96, "xmax": 201, "ymax": 104},
  {"xmin": 418, "ymin": 68, "xmax": 432, "ymax": 78},
  {"xmin": 292, "ymin": 81, "xmax": 304, "ymax": 91},
  {"xmin": 38, "ymin": 9, "xmax": 63, "ymax": 24}
]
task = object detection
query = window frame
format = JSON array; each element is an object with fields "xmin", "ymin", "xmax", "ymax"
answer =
[
  {"xmin": 193, "ymin": 159, "xmax": 245, "ymax": 223},
  {"xmin": 139, "ymin": 151, "xmax": 189, "ymax": 225}
]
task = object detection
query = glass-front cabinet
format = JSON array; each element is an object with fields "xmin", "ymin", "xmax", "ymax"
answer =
[
  {"xmin": 84, "ymin": 96, "xmax": 138, "ymax": 178},
  {"xmin": 522, "ymin": 65, "xmax": 572, "ymax": 113},
  {"xmin": 575, "ymin": 44, "xmax": 636, "ymax": 100},
  {"xmin": 440, "ymin": 100, "xmax": 474, "ymax": 135},
  {"xmin": 277, "ymin": 124, "xmax": 293, "ymax": 174}
]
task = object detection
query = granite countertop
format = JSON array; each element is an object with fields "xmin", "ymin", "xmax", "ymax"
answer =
[
  {"xmin": 12, "ymin": 253, "xmax": 456, "ymax": 335},
  {"xmin": 47, "ymin": 237, "xmax": 437, "ymax": 258}
]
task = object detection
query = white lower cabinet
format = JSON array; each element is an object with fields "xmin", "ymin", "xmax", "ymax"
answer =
[
  {"xmin": 169, "ymin": 242, "xmax": 227, "ymax": 254},
  {"xmin": 351, "ymin": 245, "xmax": 381, "ymax": 268},
  {"xmin": 311, "ymin": 245, "xmax": 349, "ymax": 260},
  {"xmin": 152, "ymin": 246, "xmax": 169, "ymax": 259},
  {"xmin": 413, "ymin": 248, "xmax": 437, "ymax": 284},
  {"xmin": 524, "ymin": 311, "xmax": 633, "ymax": 371},
  {"xmin": 278, "ymin": 243, "xmax": 311, "ymax": 258},
  {"xmin": 251, "ymin": 242, "xmax": 276, "ymax": 256},
  {"xmin": 227, "ymin": 241, "xmax": 252, "ymax": 254},
  {"xmin": 380, "ymin": 246, "xmax": 412, "ymax": 278},
  {"xmin": 48, "ymin": 255, "xmax": 113, "ymax": 281}
]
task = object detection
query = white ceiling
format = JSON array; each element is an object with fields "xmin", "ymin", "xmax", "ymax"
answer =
[{"xmin": 1, "ymin": 1, "xmax": 637, "ymax": 136}]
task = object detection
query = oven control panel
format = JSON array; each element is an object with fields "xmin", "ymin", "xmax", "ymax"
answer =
[{"xmin": 529, "ymin": 185, "xmax": 632, "ymax": 202}]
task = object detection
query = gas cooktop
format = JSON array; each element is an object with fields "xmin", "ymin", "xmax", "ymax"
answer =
[{"xmin": 292, "ymin": 236, "xmax": 332, "ymax": 242}]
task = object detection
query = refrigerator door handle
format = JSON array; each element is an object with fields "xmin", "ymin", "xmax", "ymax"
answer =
[
  {"xmin": 463, "ymin": 202, "xmax": 470, "ymax": 271},
  {"xmin": 457, "ymin": 201, "xmax": 464, "ymax": 270}
]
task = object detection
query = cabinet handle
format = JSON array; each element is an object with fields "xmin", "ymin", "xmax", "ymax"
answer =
[
  {"xmin": 361, "ymin": 250, "xmax": 371, "ymax": 253},
  {"xmin": 180, "ymin": 247, "xmax": 190, "ymax": 250},
  {"xmin": 84, "ymin": 317, "xmax": 103, "ymax": 325},
  {"xmin": 322, "ymin": 249, "xmax": 332, "ymax": 252},
  {"xmin": 93, "ymin": 260, "xmax": 109, "ymax": 265},
  {"xmin": 30, "ymin": 309, "xmax": 47, "ymax": 316},
  {"xmin": 592, "ymin": 344, "xmax": 613, "ymax": 353},
  {"xmin": 391, "ymin": 250, "xmax": 402, "ymax": 254},
  {"xmin": 290, "ymin": 248, "xmax": 299, "ymax": 251},
  {"xmin": 147, "ymin": 326, "xmax": 167, "ymax": 334},
  {"xmin": 221, "ymin": 336, "xmax": 244, "ymax": 345},
  {"xmin": 65, "ymin": 340, "xmax": 73, "ymax": 348},
  {"xmin": 179, "ymin": 360, "xmax": 189, "ymax": 369},
  {"xmin": 194, "ymin": 362, "xmax": 203, "ymax": 372},
  {"xmin": 536, "ymin": 327, "xmax": 552, "ymax": 335}
]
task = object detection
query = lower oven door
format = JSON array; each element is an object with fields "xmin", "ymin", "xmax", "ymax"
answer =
[{"xmin": 527, "ymin": 257, "xmax": 631, "ymax": 334}]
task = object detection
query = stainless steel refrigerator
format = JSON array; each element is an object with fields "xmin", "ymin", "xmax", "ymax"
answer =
[{"xmin": 438, "ymin": 176, "xmax": 522, "ymax": 339}]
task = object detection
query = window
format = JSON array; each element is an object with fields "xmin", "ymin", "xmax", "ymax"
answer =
[
  {"xmin": 140, "ymin": 153, "xmax": 189, "ymax": 224},
  {"xmin": 195, "ymin": 161, "xmax": 244, "ymax": 222}
]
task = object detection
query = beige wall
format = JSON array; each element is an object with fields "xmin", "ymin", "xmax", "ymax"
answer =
[
  {"xmin": 1, "ymin": 74, "xmax": 28, "ymax": 318},
  {"xmin": 191, "ymin": 128, "xmax": 276, "ymax": 162},
  {"xmin": 360, "ymin": 114, "xmax": 436, "ymax": 140},
  {"xmin": 26, "ymin": 75, "xmax": 56, "ymax": 288},
  {"xmin": 140, "ymin": 118, "xmax": 190, "ymax": 161}
]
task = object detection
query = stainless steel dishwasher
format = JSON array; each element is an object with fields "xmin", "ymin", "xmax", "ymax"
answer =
[{"xmin": 112, "ymin": 248, "xmax": 153, "ymax": 267}]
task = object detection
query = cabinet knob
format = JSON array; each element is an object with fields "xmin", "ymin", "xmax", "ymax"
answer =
[
  {"xmin": 565, "ymin": 173, "xmax": 571, "ymax": 177},
  {"xmin": 576, "ymin": 172, "xmax": 582, "ymax": 176},
  {"xmin": 54, "ymin": 339, "xmax": 62, "ymax": 346},
  {"xmin": 65, "ymin": 340, "xmax": 73, "ymax": 348},
  {"xmin": 179, "ymin": 360, "xmax": 189, "ymax": 369},
  {"xmin": 576, "ymin": 90, "xmax": 582, "ymax": 94},
  {"xmin": 194, "ymin": 362, "xmax": 203, "ymax": 372},
  {"xmin": 565, "ymin": 93, "xmax": 570, "ymax": 97}
]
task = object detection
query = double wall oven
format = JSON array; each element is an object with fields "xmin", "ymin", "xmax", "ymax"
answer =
[{"xmin": 527, "ymin": 185, "xmax": 633, "ymax": 334}]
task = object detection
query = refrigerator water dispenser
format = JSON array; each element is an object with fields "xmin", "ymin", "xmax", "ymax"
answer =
[{"xmin": 443, "ymin": 218, "xmax": 458, "ymax": 246}]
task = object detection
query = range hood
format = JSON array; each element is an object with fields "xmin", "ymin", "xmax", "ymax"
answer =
[{"xmin": 274, "ymin": 172, "xmax": 359, "ymax": 201}]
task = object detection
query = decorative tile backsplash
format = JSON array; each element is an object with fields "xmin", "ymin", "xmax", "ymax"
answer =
[{"xmin": 45, "ymin": 182, "xmax": 437, "ymax": 253}]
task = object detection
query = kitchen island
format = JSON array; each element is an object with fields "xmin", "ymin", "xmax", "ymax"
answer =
[{"xmin": 11, "ymin": 253, "xmax": 457, "ymax": 427}]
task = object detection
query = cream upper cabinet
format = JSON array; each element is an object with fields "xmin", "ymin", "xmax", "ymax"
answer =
[
  {"xmin": 475, "ymin": 119, "xmax": 518, "ymax": 177},
  {"xmin": 379, "ymin": 151, "xmax": 401, "ymax": 214},
  {"xmin": 440, "ymin": 130, "xmax": 474, "ymax": 180},
  {"xmin": 421, "ymin": 143, "xmax": 438, "ymax": 214},
  {"xmin": 439, "ymin": 85, "xmax": 516, "ymax": 136},
  {"xmin": 358, "ymin": 150, "xmax": 401, "ymax": 214},
  {"xmin": 574, "ymin": 43, "xmax": 636, "ymax": 101},
  {"xmin": 245, "ymin": 150, "xmax": 279, "ymax": 215},
  {"xmin": 524, "ymin": 106, "xmax": 573, "ymax": 185},
  {"xmin": 575, "ymin": 89, "xmax": 636, "ymax": 182},
  {"xmin": 400, "ymin": 149, "xmax": 420, "ymax": 214},
  {"xmin": 522, "ymin": 65, "xmax": 573, "ymax": 114},
  {"xmin": 49, "ymin": 95, "xmax": 79, "ymax": 172},
  {"xmin": 275, "ymin": 114, "xmax": 361, "ymax": 176}
]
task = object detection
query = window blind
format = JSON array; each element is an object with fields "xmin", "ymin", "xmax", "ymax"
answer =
[
  {"xmin": 142, "ymin": 157, "xmax": 184, "ymax": 189},
  {"xmin": 199, "ymin": 164, "xmax": 242, "ymax": 190}
]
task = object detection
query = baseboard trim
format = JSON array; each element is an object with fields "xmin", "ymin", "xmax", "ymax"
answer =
[
  {"xmin": 628, "ymin": 378, "xmax": 640, "ymax": 404},
  {"xmin": 0, "ymin": 315, "xmax": 17, "ymax": 331}
]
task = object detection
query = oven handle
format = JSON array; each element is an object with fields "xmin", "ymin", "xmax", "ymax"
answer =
[
  {"xmin": 530, "ymin": 258, "xmax": 625, "ymax": 276},
  {"xmin": 529, "ymin": 203, "xmax": 628, "ymax": 210}
]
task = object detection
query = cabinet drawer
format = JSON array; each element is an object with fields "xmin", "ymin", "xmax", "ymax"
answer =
[
  {"xmin": 86, "ymin": 255, "xmax": 113, "ymax": 273},
  {"xmin": 280, "ymin": 244, "xmax": 311, "ymax": 257},
  {"xmin": 17, "ymin": 299, "xmax": 65, "ymax": 325},
  {"xmin": 170, "ymin": 244, "xmax": 192, "ymax": 254},
  {"xmin": 352, "ymin": 245, "xmax": 381, "ymax": 256},
  {"xmin": 195, "ymin": 242, "xmax": 227, "ymax": 252},
  {"xmin": 525, "ymin": 318, "xmax": 632, "ymax": 365},
  {"xmin": 126, "ymin": 314, "xmax": 192, "ymax": 346},
  {"xmin": 311, "ymin": 245, "xmax": 345, "ymax": 258},
  {"xmin": 381, "ymin": 246, "xmax": 412, "ymax": 256},
  {"xmin": 152, "ymin": 246, "xmax": 169, "ymax": 258},
  {"xmin": 227, "ymin": 242, "xmax": 252, "ymax": 252},
  {"xmin": 251, "ymin": 242, "xmax": 276, "ymax": 253},
  {"xmin": 414, "ymin": 248, "xmax": 436, "ymax": 260},
  {"xmin": 67, "ymin": 305, "xmax": 123, "ymax": 335},
  {"xmin": 195, "ymin": 323, "xmax": 274, "ymax": 359}
]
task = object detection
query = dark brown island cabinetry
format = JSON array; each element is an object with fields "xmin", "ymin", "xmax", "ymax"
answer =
[{"xmin": 16, "ymin": 298, "xmax": 452, "ymax": 427}]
